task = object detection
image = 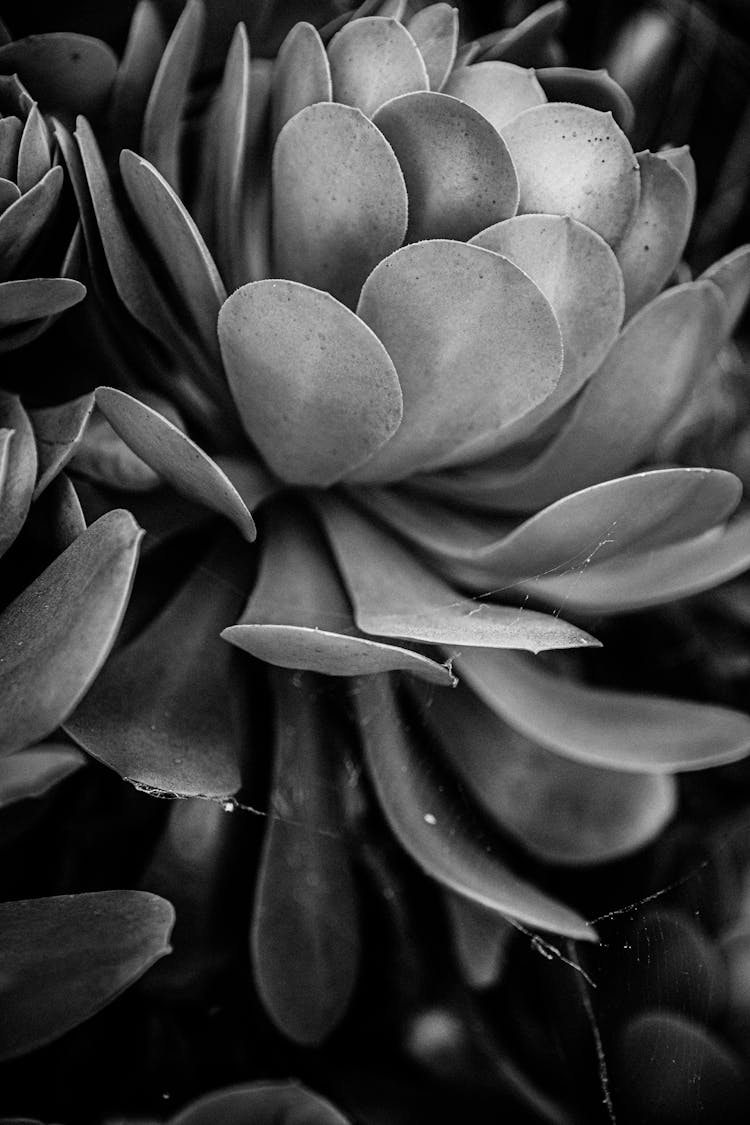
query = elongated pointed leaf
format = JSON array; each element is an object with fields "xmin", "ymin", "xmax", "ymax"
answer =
[
  {"xmin": 0, "ymin": 511, "xmax": 142, "ymax": 757},
  {"xmin": 120, "ymin": 150, "xmax": 226, "ymax": 361},
  {"xmin": 141, "ymin": 0, "xmax": 204, "ymax": 190},
  {"xmin": 0, "ymin": 891, "xmax": 174, "ymax": 1060},
  {"xmin": 317, "ymin": 494, "xmax": 597, "ymax": 653},
  {"xmin": 701, "ymin": 244, "xmax": 750, "ymax": 336},
  {"xmin": 456, "ymin": 649, "xmax": 750, "ymax": 772},
  {"xmin": 218, "ymin": 280, "xmax": 402, "ymax": 486},
  {"xmin": 66, "ymin": 540, "xmax": 248, "ymax": 798},
  {"xmin": 222, "ymin": 500, "xmax": 454, "ymax": 684},
  {"xmin": 373, "ymin": 92, "xmax": 519, "ymax": 243},
  {"xmin": 95, "ymin": 387, "xmax": 256, "ymax": 540},
  {"xmin": 0, "ymin": 34, "xmax": 117, "ymax": 121},
  {"xmin": 501, "ymin": 102, "xmax": 640, "ymax": 246},
  {"xmin": 109, "ymin": 0, "xmax": 167, "ymax": 151},
  {"xmin": 271, "ymin": 22, "xmax": 331, "ymax": 143},
  {"xmin": 536, "ymin": 67, "xmax": 634, "ymax": 132},
  {"xmin": 525, "ymin": 511, "xmax": 750, "ymax": 614},
  {"xmin": 30, "ymin": 393, "xmax": 94, "ymax": 498},
  {"xmin": 416, "ymin": 679, "xmax": 676, "ymax": 865},
  {"xmin": 0, "ymin": 166, "xmax": 62, "ymax": 280},
  {"xmin": 169, "ymin": 1082, "xmax": 351, "ymax": 1125},
  {"xmin": 252, "ymin": 670, "xmax": 360, "ymax": 1044},
  {"xmin": 0, "ymin": 394, "xmax": 36, "ymax": 558},
  {"xmin": 470, "ymin": 214, "xmax": 625, "ymax": 425},
  {"xmin": 407, "ymin": 4, "xmax": 458, "ymax": 91},
  {"xmin": 616, "ymin": 151, "xmax": 693, "ymax": 319},
  {"xmin": 350, "ymin": 240, "xmax": 561, "ymax": 481},
  {"xmin": 272, "ymin": 102, "xmax": 408, "ymax": 308},
  {"xmin": 0, "ymin": 743, "xmax": 85, "ymax": 808},
  {"xmin": 359, "ymin": 468, "xmax": 742, "ymax": 591},
  {"xmin": 211, "ymin": 23, "xmax": 252, "ymax": 291},
  {"xmin": 0, "ymin": 116, "xmax": 22, "ymax": 180},
  {"xmin": 0, "ymin": 178, "xmax": 20, "ymax": 212},
  {"xmin": 0, "ymin": 278, "xmax": 85, "ymax": 328},
  {"xmin": 443, "ymin": 61, "xmax": 546, "ymax": 132},
  {"xmin": 328, "ymin": 17, "xmax": 428, "ymax": 117},
  {"xmin": 478, "ymin": 281, "xmax": 727, "ymax": 511},
  {"xmin": 16, "ymin": 105, "xmax": 50, "ymax": 193},
  {"xmin": 353, "ymin": 675, "xmax": 596, "ymax": 940}
]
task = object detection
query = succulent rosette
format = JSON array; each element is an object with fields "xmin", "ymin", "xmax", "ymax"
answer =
[{"xmin": 23, "ymin": 0, "xmax": 750, "ymax": 1051}]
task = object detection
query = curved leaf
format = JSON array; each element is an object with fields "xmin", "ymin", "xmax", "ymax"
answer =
[
  {"xmin": 0, "ymin": 166, "xmax": 63, "ymax": 279},
  {"xmin": 501, "ymin": 102, "xmax": 640, "ymax": 246},
  {"xmin": 0, "ymin": 510, "xmax": 142, "ymax": 757},
  {"xmin": 373, "ymin": 91, "xmax": 519, "ymax": 243},
  {"xmin": 211, "ymin": 23, "xmax": 252, "ymax": 290},
  {"xmin": 416, "ymin": 679, "xmax": 676, "ymax": 865},
  {"xmin": 0, "ymin": 34, "xmax": 117, "ymax": 121},
  {"xmin": 109, "ymin": 0, "xmax": 167, "ymax": 152},
  {"xmin": 95, "ymin": 387, "xmax": 256, "ymax": 541},
  {"xmin": 536, "ymin": 67, "xmax": 634, "ymax": 133},
  {"xmin": 272, "ymin": 102, "xmax": 407, "ymax": 308},
  {"xmin": 271, "ymin": 22, "xmax": 331, "ymax": 143},
  {"xmin": 477, "ymin": 1, "xmax": 567, "ymax": 65},
  {"xmin": 316, "ymin": 494, "xmax": 597, "ymax": 653},
  {"xmin": 701, "ymin": 244, "xmax": 750, "ymax": 337},
  {"xmin": 252, "ymin": 670, "xmax": 360, "ymax": 1044},
  {"xmin": 443, "ymin": 61, "xmax": 546, "ymax": 132},
  {"xmin": 30, "ymin": 393, "xmax": 94, "ymax": 499},
  {"xmin": 169, "ymin": 1082, "xmax": 351, "ymax": 1125},
  {"xmin": 16, "ymin": 104, "xmax": 51, "ymax": 193},
  {"xmin": 455, "ymin": 648, "xmax": 750, "ymax": 772},
  {"xmin": 218, "ymin": 280, "xmax": 402, "ymax": 487},
  {"xmin": 0, "ymin": 393, "xmax": 36, "ymax": 558},
  {"xmin": 223, "ymin": 500, "xmax": 453, "ymax": 684},
  {"xmin": 407, "ymin": 4, "xmax": 458, "ymax": 91},
  {"xmin": 616, "ymin": 151, "xmax": 693, "ymax": 319},
  {"xmin": 328, "ymin": 17, "xmax": 428, "ymax": 117},
  {"xmin": 350, "ymin": 240, "xmax": 561, "ymax": 481},
  {"xmin": 0, "ymin": 891, "xmax": 174, "ymax": 1061},
  {"xmin": 0, "ymin": 743, "xmax": 86, "ymax": 809},
  {"xmin": 0, "ymin": 278, "xmax": 85, "ymax": 328},
  {"xmin": 66, "ymin": 539, "xmax": 248, "ymax": 798},
  {"xmin": 353, "ymin": 675, "xmax": 596, "ymax": 940}
]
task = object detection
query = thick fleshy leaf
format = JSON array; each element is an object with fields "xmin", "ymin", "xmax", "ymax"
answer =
[
  {"xmin": 524, "ymin": 511, "xmax": 750, "ymax": 614},
  {"xmin": 466, "ymin": 281, "xmax": 727, "ymax": 512},
  {"xmin": 0, "ymin": 116, "xmax": 22, "ymax": 180},
  {"xmin": 36, "ymin": 473, "xmax": 86, "ymax": 553},
  {"xmin": 66, "ymin": 541, "xmax": 247, "ymax": 798},
  {"xmin": 0, "ymin": 394, "xmax": 36, "ymax": 558},
  {"xmin": 272, "ymin": 102, "xmax": 407, "ymax": 307},
  {"xmin": 373, "ymin": 92, "xmax": 519, "ymax": 243},
  {"xmin": 360, "ymin": 468, "xmax": 742, "ymax": 591},
  {"xmin": 169, "ymin": 1082, "xmax": 351, "ymax": 1125},
  {"xmin": 317, "ymin": 494, "xmax": 597, "ymax": 652},
  {"xmin": 443, "ymin": 62, "xmax": 547, "ymax": 133},
  {"xmin": 470, "ymin": 214, "xmax": 624, "ymax": 423},
  {"xmin": 218, "ymin": 280, "xmax": 402, "ymax": 487},
  {"xmin": 416, "ymin": 680, "xmax": 676, "ymax": 865},
  {"xmin": 141, "ymin": 0, "xmax": 204, "ymax": 191},
  {"xmin": 0, "ymin": 178, "xmax": 20, "ymax": 212},
  {"xmin": 0, "ymin": 744, "xmax": 85, "ymax": 808},
  {"xmin": 211, "ymin": 24, "xmax": 252, "ymax": 291},
  {"xmin": 353, "ymin": 675, "xmax": 596, "ymax": 940},
  {"xmin": 0, "ymin": 891, "xmax": 174, "ymax": 1060},
  {"xmin": 536, "ymin": 67, "xmax": 634, "ymax": 133},
  {"xmin": 252, "ymin": 670, "xmax": 359, "ymax": 1044},
  {"xmin": 444, "ymin": 891, "xmax": 512, "ymax": 989},
  {"xmin": 457, "ymin": 649, "xmax": 750, "ymax": 774},
  {"xmin": 0, "ymin": 166, "xmax": 63, "ymax": 280},
  {"xmin": 0, "ymin": 278, "xmax": 85, "ymax": 328},
  {"xmin": 616, "ymin": 1013, "xmax": 750, "ymax": 1122},
  {"xmin": 71, "ymin": 407, "xmax": 160, "ymax": 492},
  {"xmin": 30, "ymin": 393, "xmax": 94, "ymax": 499},
  {"xmin": 319, "ymin": 0, "xmax": 382, "ymax": 43},
  {"xmin": 271, "ymin": 22, "xmax": 331, "ymax": 142},
  {"xmin": 350, "ymin": 240, "xmax": 561, "ymax": 481},
  {"xmin": 120, "ymin": 150, "xmax": 225, "ymax": 359},
  {"xmin": 477, "ymin": 1, "xmax": 567, "ymax": 65},
  {"xmin": 223, "ymin": 501, "xmax": 453, "ymax": 684},
  {"xmin": 0, "ymin": 511, "xmax": 142, "ymax": 757},
  {"xmin": 701, "ymin": 244, "xmax": 750, "ymax": 336},
  {"xmin": 407, "ymin": 4, "xmax": 458, "ymax": 91},
  {"xmin": 95, "ymin": 388, "xmax": 256, "ymax": 540},
  {"xmin": 0, "ymin": 34, "xmax": 117, "ymax": 121},
  {"xmin": 501, "ymin": 103, "xmax": 640, "ymax": 246},
  {"xmin": 16, "ymin": 105, "xmax": 50, "ymax": 193},
  {"xmin": 213, "ymin": 455, "xmax": 279, "ymax": 511},
  {"xmin": 616, "ymin": 151, "xmax": 693, "ymax": 319},
  {"xmin": 328, "ymin": 17, "xmax": 428, "ymax": 117},
  {"xmin": 109, "ymin": 0, "xmax": 167, "ymax": 151}
]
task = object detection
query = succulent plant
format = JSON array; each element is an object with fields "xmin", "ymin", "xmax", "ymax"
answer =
[{"xmin": 3, "ymin": 0, "xmax": 750, "ymax": 1119}]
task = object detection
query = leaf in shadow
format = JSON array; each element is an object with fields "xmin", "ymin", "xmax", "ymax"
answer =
[{"xmin": 169, "ymin": 1081, "xmax": 351, "ymax": 1125}]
